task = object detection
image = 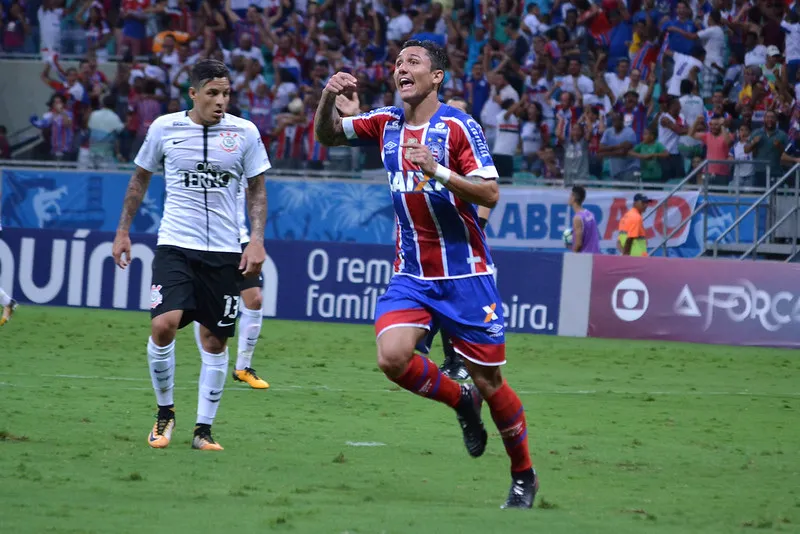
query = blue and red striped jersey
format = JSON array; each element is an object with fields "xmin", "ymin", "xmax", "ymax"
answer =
[{"xmin": 341, "ymin": 104, "xmax": 497, "ymax": 280}]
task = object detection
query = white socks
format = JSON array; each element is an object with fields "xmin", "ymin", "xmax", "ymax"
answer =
[
  {"xmin": 147, "ymin": 337, "xmax": 175, "ymax": 406},
  {"xmin": 197, "ymin": 348, "xmax": 229, "ymax": 425},
  {"xmin": 236, "ymin": 307, "xmax": 262, "ymax": 370},
  {"xmin": 0, "ymin": 287, "xmax": 11, "ymax": 307}
]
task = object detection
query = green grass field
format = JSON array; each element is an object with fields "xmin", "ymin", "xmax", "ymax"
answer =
[{"xmin": 1, "ymin": 306, "xmax": 799, "ymax": 533}]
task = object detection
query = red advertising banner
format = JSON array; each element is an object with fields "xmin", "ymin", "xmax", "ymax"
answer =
[{"xmin": 588, "ymin": 255, "xmax": 800, "ymax": 348}]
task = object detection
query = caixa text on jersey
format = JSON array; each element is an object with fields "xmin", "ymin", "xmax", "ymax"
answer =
[
  {"xmin": 179, "ymin": 162, "xmax": 234, "ymax": 189},
  {"xmin": 388, "ymin": 171, "xmax": 446, "ymax": 193}
]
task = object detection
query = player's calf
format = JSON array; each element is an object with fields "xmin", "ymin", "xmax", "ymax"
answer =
[
  {"xmin": 377, "ymin": 326, "xmax": 461, "ymax": 408},
  {"xmin": 468, "ymin": 363, "xmax": 536, "ymax": 508}
]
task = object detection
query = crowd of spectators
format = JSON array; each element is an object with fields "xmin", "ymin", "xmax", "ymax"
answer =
[{"xmin": 4, "ymin": 0, "xmax": 800, "ymax": 187}]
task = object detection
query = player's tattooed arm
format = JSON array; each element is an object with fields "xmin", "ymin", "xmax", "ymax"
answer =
[
  {"xmin": 117, "ymin": 166, "xmax": 153, "ymax": 234},
  {"xmin": 246, "ymin": 174, "xmax": 267, "ymax": 243},
  {"xmin": 315, "ymin": 72, "xmax": 359, "ymax": 146},
  {"xmin": 113, "ymin": 166, "xmax": 152, "ymax": 269}
]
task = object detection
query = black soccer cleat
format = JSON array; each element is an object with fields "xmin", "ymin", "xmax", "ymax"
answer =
[
  {"xmin": 449, "ymin": 361, "xmax": 471, "ymax": 381},
  {"xmin": 501, "ymin": 468, "xmax": 538, "ymax": 509},
  {"xmin": 455, "ymin": 384, "xmax": 487, "ymax": 458}
]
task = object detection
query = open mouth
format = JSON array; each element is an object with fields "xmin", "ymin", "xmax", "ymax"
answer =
[
  {"xmin": 398, "ymin": 77, "xmax": 415, "ymax": 90},
  {"xmin": 213, "ymin": 109, "xmax": 224, "ymax": 117}
]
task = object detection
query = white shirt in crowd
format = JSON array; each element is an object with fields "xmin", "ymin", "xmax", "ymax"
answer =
[
  {"xmin": 232, "ymin": 47, "xmax": 266, "ymax": 67},
  {"xmin": 387, "ymin": 14, "xmax": 413, "ymax": 42},
  {"xmin": 520, "ymin": 121, "xmax": 544, "ymax": 155},
  {"xmin": 604, "ymin": 73, "xmax": 630, "ymax": 103},
  {"xmin": 493, "ymin": 110, "xmax": 520, "ymax": 156},
  {"xmin": 667, "ymin": 51, "xmax": 703, "ymax": 96},
  {"xmin": 480, "ymin": 84, "xmax": 520, "ymax": 132},
  {"xmin": 658, "ymin": 112, "xmax": 686, "ymax": 155},
  {"xmin": 745, "ymin": 44, "xmax": 768, "ymax": 67},
  {"xmin": 557, "ymin": 74, "xmax": 595, "ymax": 96},
  {"xmin": 698, "ymin": 25, "xmax": 725, "ymax": 69},
  {"xmin": 782, "ymin": 20, "xmax": 800, "ymax": 63},
  {"xmin": 731, "ymin": 141, "xmax": 754, "ymax": 180},
  {"xmin": 134, "ymin": 112, "xmax": 271, "ymax": 253},
  {"xmin": 38, "ymin": 7, "xmax": 63, "ymax": 52}
]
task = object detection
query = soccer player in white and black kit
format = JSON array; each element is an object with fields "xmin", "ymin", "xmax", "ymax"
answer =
[
  {"xmin": 112, "ymin": 59, "xmax": 270, "ymax": 451},
  {"xmin": 192, "ymin": 180, "xmax": 269, "ymax": 390}
]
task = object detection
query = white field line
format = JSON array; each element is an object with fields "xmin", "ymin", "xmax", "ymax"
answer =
[{"xmin": 0, "ymin": 372, "xmax": 798, "ymax": 398}]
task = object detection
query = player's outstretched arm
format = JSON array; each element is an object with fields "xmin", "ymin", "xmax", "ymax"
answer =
[
  {"xmin": 314, "ymin": 72, "xmax": 358, "ymax": 147},
  {"xmin": 240, "ymin": 174, "xmax": 267, "ymax": 277},
  {"xmin": 402, "ymin": 143, "xmax": 499, "ymax": 208},
  {"xmin": 113, "ymin": 166, "xmax": 152, "ymax": 269}
]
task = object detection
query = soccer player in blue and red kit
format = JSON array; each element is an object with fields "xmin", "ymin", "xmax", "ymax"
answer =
[{"xmin": 314, "ymin": 40, "xmax": 537, "ymax": 508}]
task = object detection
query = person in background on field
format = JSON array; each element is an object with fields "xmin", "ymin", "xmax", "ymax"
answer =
[
  {"xmin": 629, "ymin": 128, "xmax": 669, "ymax": 183},
  {"xmin": 617, "ymin": 193, "xmax": 650, "ymax": 256},
  {"xmin": 568, "ymin": 185, "xmax": 601, "ymax": 253}
]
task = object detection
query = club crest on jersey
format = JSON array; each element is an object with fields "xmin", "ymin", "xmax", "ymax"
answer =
[
  {"xmin": 151, "ymin": 285, "xmax": 163, "ymax": 309},
  {"xmin": 388, "ymin": 170, "xmax": 445, "ymax": 193},
  {"xmin": 219, "ymin": 132, "xmax": 240, "ymax": 152},
  {"xmin": 427, "ymin": 142, "xmax": 444, "ymax": 162}
]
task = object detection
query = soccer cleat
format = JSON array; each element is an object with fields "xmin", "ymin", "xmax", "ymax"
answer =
[
  {"xmin": 191, "ymin": 425, "xmax": 224, "ymax": 451},
  {"xmin": 147, "ymin": 408, "xmax": 175, "ymax": 449},
  {"xmin": 455, "ymin": 384, "xmax": 488, "ymax": 458},
  {"xmin": 501, "ymin": 468, "xmax": 538, "ymax": 509},
  {"xmin": 449, "ymin": 361, "xmax": 471, "ymax": 381},
  {"xmin": 0, "ymin": 299, "xmax": 18, "ymax": 327},
  {"xmin": 232, "ymin": 367, "xmax": 269, "ymax": 389}
]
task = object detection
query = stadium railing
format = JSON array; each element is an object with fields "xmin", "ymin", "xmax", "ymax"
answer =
[
  {"xmin": 645, "ymin": 159, "xmax": 774, "ymax": 258},
  {"xmin": 711, "ymin": 163, "xmax": 800, "ymax": 261}
]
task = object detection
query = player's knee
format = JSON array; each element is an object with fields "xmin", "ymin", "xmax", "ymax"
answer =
[
  {"xmin": 469, "ymin": 365, "xmax": 503, "ymax": 398},
  {"xmin": 243, "ymin": 290, "xmax": 262, "ymax": 310},
  {"xmin": 151, "ymin": 315, "xmax": 179, "ymax": 346},
  {"xmin": 202, "ymin": 334, "xmax": 226, "ymax": 354},
  {"xmin": 376, "ymin": 345, "xmax": 413, "ymax": 378}
]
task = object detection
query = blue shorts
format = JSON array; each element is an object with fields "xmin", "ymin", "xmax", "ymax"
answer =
[{"xmin": 374, "ymin": 274, "xmax": 506, "ymax": 366}]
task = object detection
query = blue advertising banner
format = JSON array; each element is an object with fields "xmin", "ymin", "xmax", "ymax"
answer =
[
  {"xmin": 0, "ymin": 168, "xmax": 767, "ymax": 256},
  {"xmin": 0, "ymin": 228, "xmax": 563, "ymax": 335}
]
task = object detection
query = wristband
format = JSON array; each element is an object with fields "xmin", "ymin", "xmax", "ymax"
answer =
[
  {"xmin": 479, "ymin": 217, "xmax": 488, "ymax": 230},
  {"xmin": 433, "ymin": 164, "xmax": 451, "ymax": 184}
]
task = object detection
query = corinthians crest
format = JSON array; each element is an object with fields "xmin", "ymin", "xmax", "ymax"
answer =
[{"xmin": 219, "ymin": 132, "xmax": 240, "ymax": 153}]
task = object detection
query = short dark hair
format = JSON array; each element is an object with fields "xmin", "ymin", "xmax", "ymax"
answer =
[
  {"xmin": 190, "ymin": 59, "xmax": 230, "ymax": 89},
  {"xmin": 572, "ymin": 185, "xmax": 586, "ymax": 205},
  {"xmin": 401, "ymin": 39, "xmax": 450, "ymax": 72},
  {"xmin": 680, "ymin": 79, "xmax": 694, "ymax": 95},
  {"xmin": 102, "ymin": 95, "xmax": 116, "ymax": 109}
]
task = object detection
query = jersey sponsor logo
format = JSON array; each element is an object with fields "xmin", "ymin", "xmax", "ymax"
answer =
[
  {"xmin": 465, "ymin": 118, "xmax": 491, "ymax": 159},
  {"xmin": 386, "ymin": 120, "xmax": 401, "ymax": 130},
  {"xmin": 219, "ymin": 132, "xmax": 240, "ymax": 153},
  {"xmin": 483, "ymin": 303, "xmax": 499, "ymax": 322},
  {"xmin": 150, "ymin": 284, "xmax": 163, "ymax": 309},
  {"xmin": 387, "ymin": 171, "xmax": 446, "ymax": 193},
  {"xmin": 429, "ymin": 122, "xmax": 448, "ymax": 134},
  {"xmin": 427, "ymin": 142, "xmax": 444, "ymax": 162},
  {"xmin": 179, "ymin": 162, "xmax": 233, "ymax": 189},
  {"xmin": 172, "ymin": 121, "xmax": 188, "ymax": 126}
]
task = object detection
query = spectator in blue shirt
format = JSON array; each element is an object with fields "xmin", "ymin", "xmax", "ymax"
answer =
[
  {"xmin": 412, "ymin": 17, "xmax": 446, "ymax": 48},
  {"xmin": 607, "ymin": 8, "xmax": 634, "ymax": 71},
  {"xmin": 465, "ymin": 62, "xmax": 490, "ymax": 124},
  {"xmin": 661, "ymin": 0, "xmax": 699, "ymax": 56}
]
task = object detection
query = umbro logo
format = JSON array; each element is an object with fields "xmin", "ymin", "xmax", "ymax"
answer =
[
  {"xmin": 173, "ymin": 139, "xmax": 188, "ymax": 145},
  {"xmin": 384, "ymin": 141, "xmax": 398, "ymax": 152}
]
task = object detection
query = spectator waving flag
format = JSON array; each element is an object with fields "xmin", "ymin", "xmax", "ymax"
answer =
[{"xmin": 632, "ymin": 41, "xmax": 657, "ymax": 80}]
